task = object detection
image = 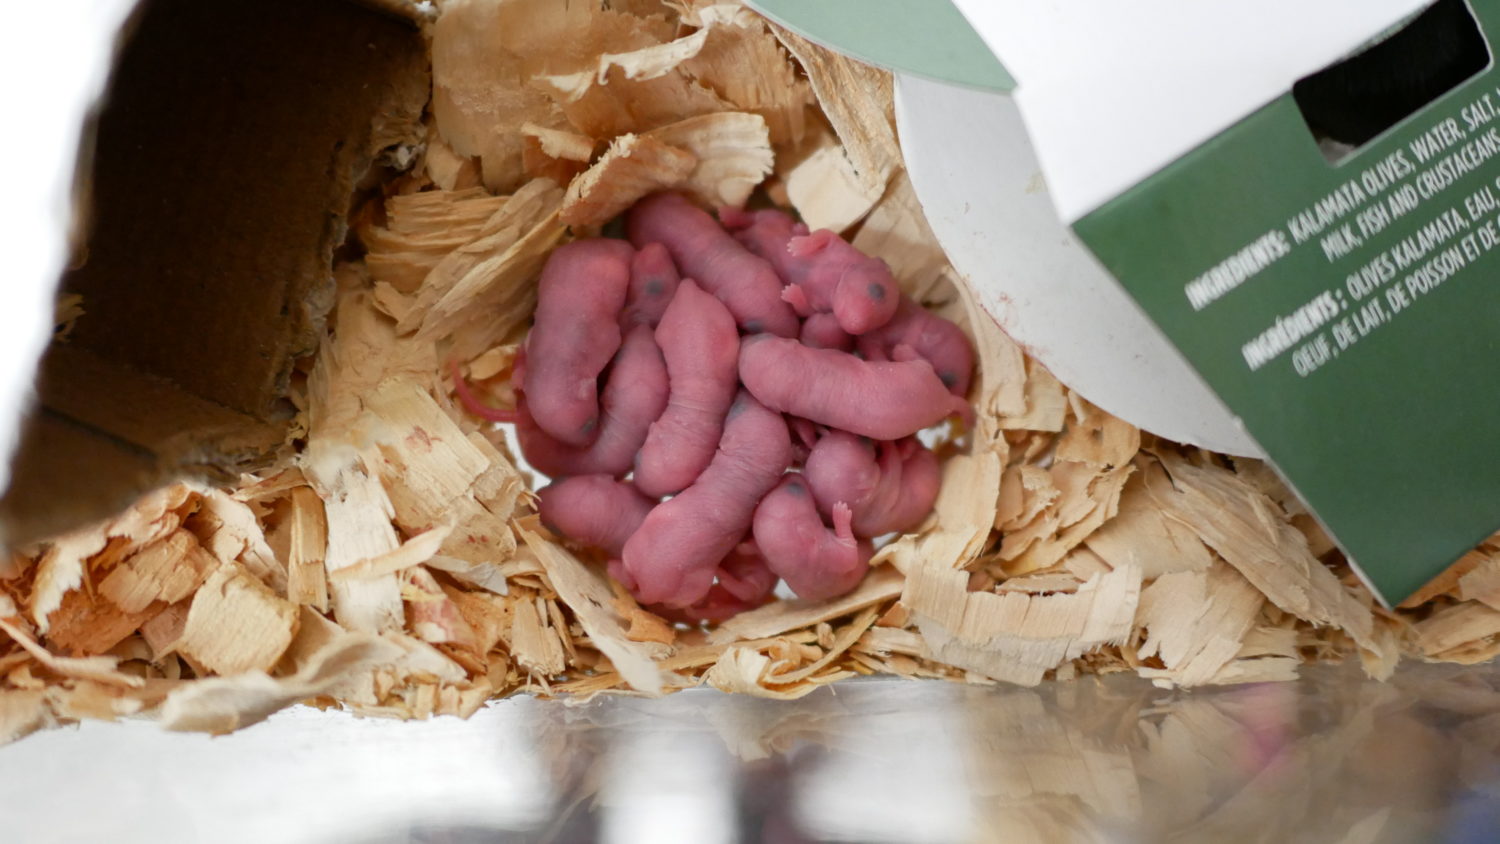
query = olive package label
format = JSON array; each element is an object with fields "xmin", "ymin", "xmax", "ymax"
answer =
[{"xmin": 957, "ymin": 0, "xmax": 1500, "ymax": 605}]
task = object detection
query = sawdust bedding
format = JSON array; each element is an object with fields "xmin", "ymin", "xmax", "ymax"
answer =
[{"xmin": 0, "ymin": 0, "xmax": 1492, "ymax": 743}]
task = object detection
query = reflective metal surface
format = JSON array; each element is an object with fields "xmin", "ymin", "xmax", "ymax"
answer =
[{"xmin": 5, "ymin": 662, "xmax": 1500, "ymax": 843}]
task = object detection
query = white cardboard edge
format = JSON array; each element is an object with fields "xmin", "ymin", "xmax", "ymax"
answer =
[
  {"xmin": 0, "ymin": 0, "xmax": 142, "ymax": 507},
  {"xmin": 894, "ymin": 73, "xmax": 1264, "ymax": 457},
  {"xmin": 951, "ymin": 0, "xmax": 1434, "ymax": 222}
]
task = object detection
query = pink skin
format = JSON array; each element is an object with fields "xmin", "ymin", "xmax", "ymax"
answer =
[
  {"xmin": 451, "ymin": 358, "xmax": 518, "ymax": 423},
  {"xmin": 619, "ymin": 391, "xmax": 793, "ymax": 608},
  {"xmin": 514, "ymin": 325, "xmax": 668, "ymax": 478},
  {"xmin": 626, "ymin": 193, "xmax": 798, "ymax": 337},
  {"xmin": 621, "ymin": 242, "xmax": 681, "ymax": 329},
  {"xmin": 753, "ymin": 475, "xmax": 872, "ymax": 601},
  {"xmin": 721, "ymin": 207, "xmax": 899, "ymax": 335},
  {"xmin": 633, "ymin": 279, "xmax": 741, "ymax": 498},
  {"xmin": 799, "ymin": 312, "xmax": 854, "ymax": 351},
  {"xmin": 804, "ymin": 432, "xmax": 941, "ymax": 537},
  {"xmin": 621, "ymin": 541, "xmax": 780, "ymax": 624},
  {"xmin": 538, "ymin": 475, "xmax": 655, "ymax": 558},
  {"xmin": 739, "ymin": 334, "xmax": 973, "ymax": 440},
  {"xmin": 856, "ymin": 295, "xmax": 975, "ymax": 396},
  {"xmin": 524, "ymin": 238, "xmax": 636, "ymax": 446}
]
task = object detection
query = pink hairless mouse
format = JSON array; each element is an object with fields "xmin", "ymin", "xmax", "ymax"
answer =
[
  {"xmin": 753, "ymin": 475, "xmax": 872, "ymax": 601},
  {"xmin": 856, "ymin": 295, "xmax": 975, "ymax": 396},
  {"xmin": 633, "ymin": 279, "xmax": 741, "ymax": 498},
  {"xmin": 721, "ymin": 206, "xmax": 899, "ymax": 336},
  {"xmin": 624, "ymin": 541, "xmax": 780, "ymax": 624},
  {"xmin": 803, "ymin": 432, "xmax": 940, "ymax": 537},
  {"xmin": 621, "ymin": 242, "xmax": 681, "ymax": 329},
  {"xmin": 739, "ymin": 334, "xmax": 973, "ymax": 440},
  {"xmin": 619, "ymin": 390, "xmax": 793, "ymax": 608},
  {"xmin": 538, "ymin": 475, "xmax": 655, "ymax": 558},
  {"xmin": 523, "ymin": 238, "xmax": 635, "ymax": 446},
  {"xmin": 513, "ymin": 324, "xmax": 668, "ymax": 478},
  {"xmin": 626, "ymin": 192, "xmax": 798, "ymax": 337},
  {"xmin": 798, "ymin": 312, "xmax": 854, "ymax": 352}
]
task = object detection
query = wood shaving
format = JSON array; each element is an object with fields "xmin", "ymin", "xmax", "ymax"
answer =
[
  {"xmin": 177, "ymin": 563, "xmax": 298, "ymax": 676},
  {"xmin": 784, "ymin": 135, "xmax": 882, "ymax": 233},
  {"xmin": 399, "ymin": 178, "xmax": 566, "ymax": 336},
  {"xmin": 97, "ymin": 530, "xmax": 214, "ymax": 613},
  {"xmin": 560, "ymin": 133, "xmax": 698, "ymax": 226},
  {"xmin": 521, "ymin": 122, "xmax": 596, "ymax": 162},
  {"xmin": 1145, "ymin": 452, "xmax": 1382, "ymax": 657},
  {"xmin": 1135, "ymin": 562, "xmax": 1266, "ymax": 686},
  {"xmin": 284, "ymin": 488, "xmax": 330, "ymax": 611},
  {"xmin": 520, "ymin": 527, "xmax": 669, "ymax": 694},
  {"xmin": 645, "ymin": 112, "xmax": 774, "ymax": 208},
  {"xmin": 904, "ymin": 564, "xmax": 1141, "ymax": 686},
  {"xmin": 2, "ymin": 0, "xmax": 1495, "ymax": 743},
  {"xmin": 679, "ymin": 11, "xmax": 812, "ymax": 147},
  {"xmin": 766, "ymin": 22, "xmax": 899, "ymax": 193},
  {"xmin": 1085, "ymin": 462, "xmax": 1213, "ymax": 580},
  {"xmin": 329, "ymin": 525, "xmax": 452, "ymax": 583},
  {"xmin": 360, "ymin": 188, "xmax": 508, "ymax": 294}
]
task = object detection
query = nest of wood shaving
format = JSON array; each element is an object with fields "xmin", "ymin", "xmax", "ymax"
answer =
[{"xmin": 2, "ymin": 0, "xmax": 1497, "ymax": 743}]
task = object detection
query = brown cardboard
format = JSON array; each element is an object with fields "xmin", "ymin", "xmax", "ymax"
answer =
[{"xmin": 0, "ymin": 0, "xmax": 429, "ymax": 545}]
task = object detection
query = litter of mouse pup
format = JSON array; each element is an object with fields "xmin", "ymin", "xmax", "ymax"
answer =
[{"xmin": 1, "ymin": 0, "xmax": 1497, "ymax": 743}]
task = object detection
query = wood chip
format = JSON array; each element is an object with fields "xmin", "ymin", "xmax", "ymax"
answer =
[
  {"xmin": 765, "ymin": 607, "xmax": 879, "ymax": 685},
  {"xmin": 1147, "ymin": 453, "xmax": 1381, "ymax": 656},
  {"xmin": 560, "ymin": 133, "xmax": 697, "ymax": 226},
  {"xmin": 399, "ymin": 178, "xmax": 565, "ymax": 335},
  {"xmin": 422, "ymin": 127, "xmax": 482, "ymax": 191},
  {"xmin": 404, "ymin": 566, "xmax": 480, "ymax": 651},
  {"xmin": 1413, "ymin": 602, "xmax": 1500, "ymax": 658},
  {"xmin": 1456, "ymin": 552, "xmax": 1500, "ymax": 611},
  {"xmin": 361, "ymin": 188, "xmax": 509, "ymax": 294},
  {"xmin": 140, "ymin": 600, "xmax": 190, "ymax": 660},
  {"xmin": 784, "ymin": 137, "xmax": 881, "ymax": 234},
  {"xmin": 520, "ymin": 527, "xmax": 668, "ymax": 693},
  {"xmin": 1056, "ymin": 393, "xmax": 1140, "ymax": 469},
  {"xmin": 429, "ymin": 0, "xmax": 576, "ymax": 191},
  {"xmin": 766, "ymin": 23, "xmax": 899, "ymax": 193},
  {"xmin": 0, "ymin": 691, "xmax": 51, "ymax": 746},
  {"xmin": 1086, "ymin": 461, "xmax": 1213, "ymax": 580},
  {"xmin": 43, "ymin": 587, "xmax": 157, "ymax": 657},
  {"xmin": 331, "ymin": 525, "xmax": 452, "ymax": 583},
  {"xmin": 704, "ymin": 647, "xmax": 824, "ymax": 700},
  {"xmin": 28, "ymin": 484, "xmax": 193, "ymax": 632},
  {"xmin": 99, "ymin": 530, "xmax": 215, "ymax": 613},
  {"xmin": 188, "ymin": 488, "xmax": 288, "ymax": 596},
  {"xmin": 680, "ymin": 14, "xmax": 812, "ymax": 148},
  {"xmin": 0, "ymin": 618, "xmax": 143, "ymax": 689},
  {"xmin": 904, "ymin": 564, "xmax": 1141, "ymax": 686},
  {"xmin": 284, "ymin": 488, "xmax": 330, "ymax": 611},
  {"xmin": 416, "ymin": 206, "xmax": 567, "ymax": 361},
  {"xmin": 1000, "ymin": 462, "xmax": 1133, "ymax": 576},
  {"xmin": 645, "ymin": 112, "xmax": 774, "ymax": 208},
  {"xmin": 366, "ymin": 378, "xmax": 523, "ymax": 566},
  {"xmin": 311, "ymin": 454, "xmax": 408, "ymax": 635},
  {"xmin": 613, "ymin": 596, "xmax": 677, "ymax": 645},
  {"xmin": 521, "ymin": 122, "xmax": 596, "ymax": 161},
  {"xmin": 709, "ymin": 566, "xmax": 904, "ymax": 644},
  {"xmin": 999, "ymin": 359, "xmax": 1068, "ymax": 432},
  {"xmin": 158, "ymin": 632, "xmax": 404, "ymax": 734},
  {"xmin": 1136, "ymin": 562, "xmax": 1266, "ymax": 686},
  {"xmin": 508, "ymin": 593, "xmax": 567, "ymax": 678},
  {"xmin": 178, "ymin": 563, "xmax": 299, "ymax": 676},
  {"xmin": 594, "ymin": 26, "xmax": 712, "ymax": 82}
]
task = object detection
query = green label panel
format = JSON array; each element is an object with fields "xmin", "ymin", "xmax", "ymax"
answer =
[{"xmin": 1075, "ymin": 8, "xmax": 1500, "ymax": 604}]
